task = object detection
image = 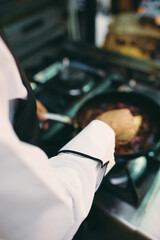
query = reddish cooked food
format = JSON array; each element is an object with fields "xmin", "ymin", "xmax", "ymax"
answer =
[{"xmin": 81, "ymin": 102, "xmax": 156, "ymax": 154}]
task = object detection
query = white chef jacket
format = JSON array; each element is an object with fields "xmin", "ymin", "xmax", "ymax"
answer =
[{"xmin": 0, "ymin": 37, "xmax": 115, "ymax": 240}]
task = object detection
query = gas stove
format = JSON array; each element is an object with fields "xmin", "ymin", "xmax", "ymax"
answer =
[{"xmin": 22, "ymin": 41, "xmax": 160, "ymax": 240}]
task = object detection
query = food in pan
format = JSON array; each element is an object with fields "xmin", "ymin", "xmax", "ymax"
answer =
[
  {"xmin": 80, "ymin": 102, "xmax": 157, "ymax": 154},
  {"xmin": 133, "ymin": 115, "xmax": 143, "ymax": 133}
]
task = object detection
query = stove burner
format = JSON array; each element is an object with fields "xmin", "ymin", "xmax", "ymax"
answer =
[
  {"xmin": 60, "ymin": 67, "xmax": 88, "ymax": 88},
  {"xmin": 109, "ymin": 157, "xmax": 148, "ymax": 185},
  {"xmin": 35, "ymin": 90, "xmax": 68, "ymax": 113},
  {"xmin": 102, "ymin": 156, "xmax": 160, "ymax": 206},
  {"xmin": 54, "ymin": 66, "xmax": 95, "ymax": 96}
]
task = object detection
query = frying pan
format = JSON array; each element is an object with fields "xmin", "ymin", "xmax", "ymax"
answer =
[{"xmin": 44, "ymin": 91, "xmax": 160, "ymax": 161}]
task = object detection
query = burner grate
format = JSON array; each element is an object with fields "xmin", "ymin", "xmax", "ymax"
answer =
[{"xmin": 102, "ymin": 156, "xmax": 160, "ymax": 206}]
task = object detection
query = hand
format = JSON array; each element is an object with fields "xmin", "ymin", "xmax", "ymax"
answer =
[
  {"xmin": 96, "ymin": 108, "xmax": 136, "ymax": 145},
  {"xmin": 36, "ymin": 100, "xmax": 49, "ymax": 130}
]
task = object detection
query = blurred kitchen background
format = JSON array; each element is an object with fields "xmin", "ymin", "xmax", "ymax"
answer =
[{"xmin": 2, "ymin": 0, "xmax": 160, "ymax": 59}]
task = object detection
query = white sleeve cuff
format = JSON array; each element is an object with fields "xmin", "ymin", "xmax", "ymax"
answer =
[{"xmin": 58, "ymin": 120, "xmax": 115, "ymax": 167}]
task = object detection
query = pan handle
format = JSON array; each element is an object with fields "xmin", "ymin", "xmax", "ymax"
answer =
[{"xmin": 43, "ymin": 112, "xmax": 73, "ymax": 125}]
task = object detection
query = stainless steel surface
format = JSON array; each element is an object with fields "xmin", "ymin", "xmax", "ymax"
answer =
[{"xmin": 95, "ymin": 168, "xmax": 160, "ymax": 240}]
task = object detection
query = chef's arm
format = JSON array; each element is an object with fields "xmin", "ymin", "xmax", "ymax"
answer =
[
  {"xmin": 0, "ymin": 109, "xmax": 135, "ymax": 240},
  {"xmin": 0, "ymin": 117, "xmax": 115, "ymax": 240}
]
